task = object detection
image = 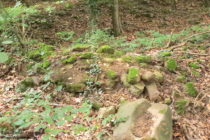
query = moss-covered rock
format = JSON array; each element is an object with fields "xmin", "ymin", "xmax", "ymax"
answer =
[
  {"xmin": 97, "ymin": 45, "xmax": 115, "ymax": 54},
  {"xmin": 153, "ymin": 70, "xmax": 164, "ymax": 83},
  {"xmin": 72, "ymin": 44, "xmax": 90, "ymax": 52},
  {"xmin": 121, "ymin": 56, "xmax": 134, "ymax": 63},
  {"xmin": 127, "ymin": 67, "xmax": 140, "ymax": 84},
  {"xmin": 135, "ymin": 55, "xmax": 152, "ymax": 63},
  {"xmin": 106, "ymin": 70, "xmax": 118, "ymax": 80},
  {"xmin": 80, "ymin": 52, "xmax": 94, "ymax": 59},
  {"xmin": 121, "ymin": 74, "xmax": 130, "ymax": 87},
  {"xmin": 184, "ymin": 82, "xmax": 198, "ymax": 97},
  {"xmin": 65, "ymin": 83, "xmax": 86, "ymax": 93},
  {"xmin": 28, "ymin": 43, "xmax": 54, "ymax": 61},
  {"xmin": 129, "ymin": 82, "xmax": 145, "ymax": 96},
  {"xmin": 62, "ymin": 56, "xmax": 77, "ymax": 64}
]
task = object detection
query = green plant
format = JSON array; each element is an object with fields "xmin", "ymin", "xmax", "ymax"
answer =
[
  {"xmin": 62, "ymin": 56, "xmax": 77, "ymax": 64},
  {"xmin": 0, "ymin": 2, "xmax": 38, "ymax": 49},
  {"xmin": 97, "ymin": 45, "xmax": 115, "ymax": 54},
  {"xmin": 188, "ymin": 62, "xmax": 200, "ymax": 69},
  {"xmin": 56, "ymin": 31, "xmax": 74, "ymax": 41},
  {"xmin": 175, "ymin": 99, "xmax": 189, "ymax": 115},
  {"xmin": 0, "ymin": 52, "xmax": 9, "ymax": 63},
  {"xmin": 89, "ymin": 64, "xmax": 101, "ymax": 75},
  {"xmin": 184, "ymin": 82, "xmax": 198, "ymax": 97},
  {"xmin": 165, "ymin": 58, "xmax": 177, "ymax": 72}
]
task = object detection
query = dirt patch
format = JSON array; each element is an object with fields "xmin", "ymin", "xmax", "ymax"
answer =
[{"xmin": 132, "ymin": 112, "xmax": 154, "ymax": 138}]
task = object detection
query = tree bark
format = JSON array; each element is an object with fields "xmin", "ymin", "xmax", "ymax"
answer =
[{"xmin": 112, "ymin": 0, "xmax": 123, "ymax": 36}]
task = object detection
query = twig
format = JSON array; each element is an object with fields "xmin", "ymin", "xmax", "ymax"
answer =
[
  {"xmin": 165, "ymin": 30, "xmax": 174, "ymax": 48},
  {"xmin": 182, "ymin": 30, "xmax": 210, "ymax": 42},
  {"xmin": 166, "ymin": 30, "xmax": 210, "ymax": 51}
]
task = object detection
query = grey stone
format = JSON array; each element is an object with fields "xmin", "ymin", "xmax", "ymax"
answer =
[
  {"xmin": 146, "ymin": 82, "xmax": 160, "ymax": 101},
  {"xmin": 98, "ymin": 106, "xmax": 116, "ymax": 118},
  {"xmin": 113, "ymin": 99, "xmax": 172, "ymax": 140}
]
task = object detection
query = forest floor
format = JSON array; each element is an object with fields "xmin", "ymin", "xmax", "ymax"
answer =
[{"xmin": 0, "ymin": 0, "xmax": 210, "ymax": 140}]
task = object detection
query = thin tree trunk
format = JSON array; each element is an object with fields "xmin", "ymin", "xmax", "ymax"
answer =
[{"xmin": 112, "ymin": 0, "xmax": 122, "ymax": 36}]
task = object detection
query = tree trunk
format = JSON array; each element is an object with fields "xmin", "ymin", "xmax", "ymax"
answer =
[{"xmin": 112, "ymin": 0, "xmax": 123, "ymax": 36}]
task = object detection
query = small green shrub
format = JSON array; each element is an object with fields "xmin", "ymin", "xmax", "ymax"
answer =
[
  {"xmin": 56, "ymin": 31, "xmax": 74, "ymax": 41},
  {"xmin": 106, "ymin": 70, "xmax": 118, "ymax": 79},
  {"xmin": 175, "ymin": 99, "xmax": 189, "ymax": 115},
  {"xmin": 184, "ymin": 82, "xmax": 198, "ymax": 97},
  {"xmin": 165, "ymin": 58, "xmax": 177, "ymax": 72},
  {"xmin": 188, "ymin": 62, "xmax": 200, "ymax": 69}
]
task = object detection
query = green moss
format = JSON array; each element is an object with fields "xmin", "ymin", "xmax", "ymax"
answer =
[
  {"xmin": 114, "ymin": 50, "xmax": 125, "ymax": 57},
  {"xmin": 153, "ymin": 71, "xmax": 164, "ymax": 83},
  {"xmin": 72, "ymin": 44, "xmax": 90, "ymax": 52},
  {"xmin": 28, "ymin": 43, "xmax": 54, "ymax": 61},
  {"xmin": 159, "ymin": 52, "xmax": 172, "ymax": 57},
  {"xmin": 135, "ymin": 55, "xmax": 152, "ymax": 63},
  {"xmin": 42, "ymin": 60, "xmax": 51, "ymax": 68},
  {"xmin": 184, "ymin": 82, "xmax": 198, "ymax": 97},
  {"xmin": 65, "ymin": 83, "xmax": 85, "ymax": 93},
  {"xmin": 127, "ymin": 67, "xmax": 140, "ymax": 84},
  {"xmin": 62, "ymin": 56, "xmax": 77, "ymax": 64},
  {"xmin": 121, "ymin": 56, "xmax": 134, "ymax": 63},
  {"xmin": 188, "ymin": 62, "xmax": 200, "ymax": 69},
  {"xmin": 96, "ymin": 45, "xmax": 114, "ymax": 54},
  {"xmin": 165, "ymin": 58, "xmax": 177, "ymax": 72},
  {"xmin": 80, "ymin": 52, "xmax": 94, "ymax": 59},
  {"xmin": 176, "ymin": 75, "xmax": 186, "ymax": 83},
  {"xmin": 106, "ymin": 70, "xmax": 118, "ymax": 79},
  {"xmin": 175, "ymin": 99, "xmax": 189, "ymax": 115}
]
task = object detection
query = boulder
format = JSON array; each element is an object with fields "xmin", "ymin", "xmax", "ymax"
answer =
[
  {"xmin": 146, "ymin": 82, "xmax": 160, "ymax": 101},
  {"xmin": 129, "ymin": 82, "xmax": 145, "ymax": 96},
  {"xmin": 113, "ymin": 99, "xmax": 172, "ymax": 140},
  {"xmin": 142, "ymin": 71, "xmax": 154, "ymax": 82},
  {"xmin": 98, "ymin": 106, "xmax": 116, "ymax": 118}
]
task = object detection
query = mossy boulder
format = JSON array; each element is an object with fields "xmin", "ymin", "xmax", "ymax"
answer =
[
  {"xmin": 65, "ymin": 83, "xmax": 86, "ymax": 93},
  {"xmin": 72, "ymin": 44, "xmax": 90, "ymax": 52},
  {"xmin": 153, "ymin": 70, "xmax": 164, "ymax": 83},
  {"xmin": 121, "ymin": 74, "xmax": 130, "ymax": 87},
  {"xmin": 129, "ymin": 82, "xmax": 145, "ymax": 96},
  {"xmin": 80, "ymin": 52, "xmax": 94, "ymax": 59},
  {"xmin": 121, "ymin": 56, "xmax": 134, "ymax": 63},
  {"xmin": 135, "ymin": 55, "xmax": 152, "ymax": 63},
  {"xmin": 28, "ymin": 43, "xmax": 54, "ymax": 61},
  {"xmin": 142, "ymin": 71, "xmax": 154, "ymax": 82},
  {"xmin": 165, "ymin": 58, "xmax": 177, "ymax": 72},
  {"xmin": 127, "ymin": 67, "xmax": 140, "ymax": 84},
  {"xmin": 62, "ymin": 56, "xmax": 77, "ymax": 64},
  {"xmin": 106, "ymin": 70, "xmax": 118, "ymax": 80},
  {"xmin": 97, "ymin": 45, "xmax": 115, "ymax": 54},
  {"xmin": 184, "ymin": 82, "xmax": 198, "ymax": 97}
]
